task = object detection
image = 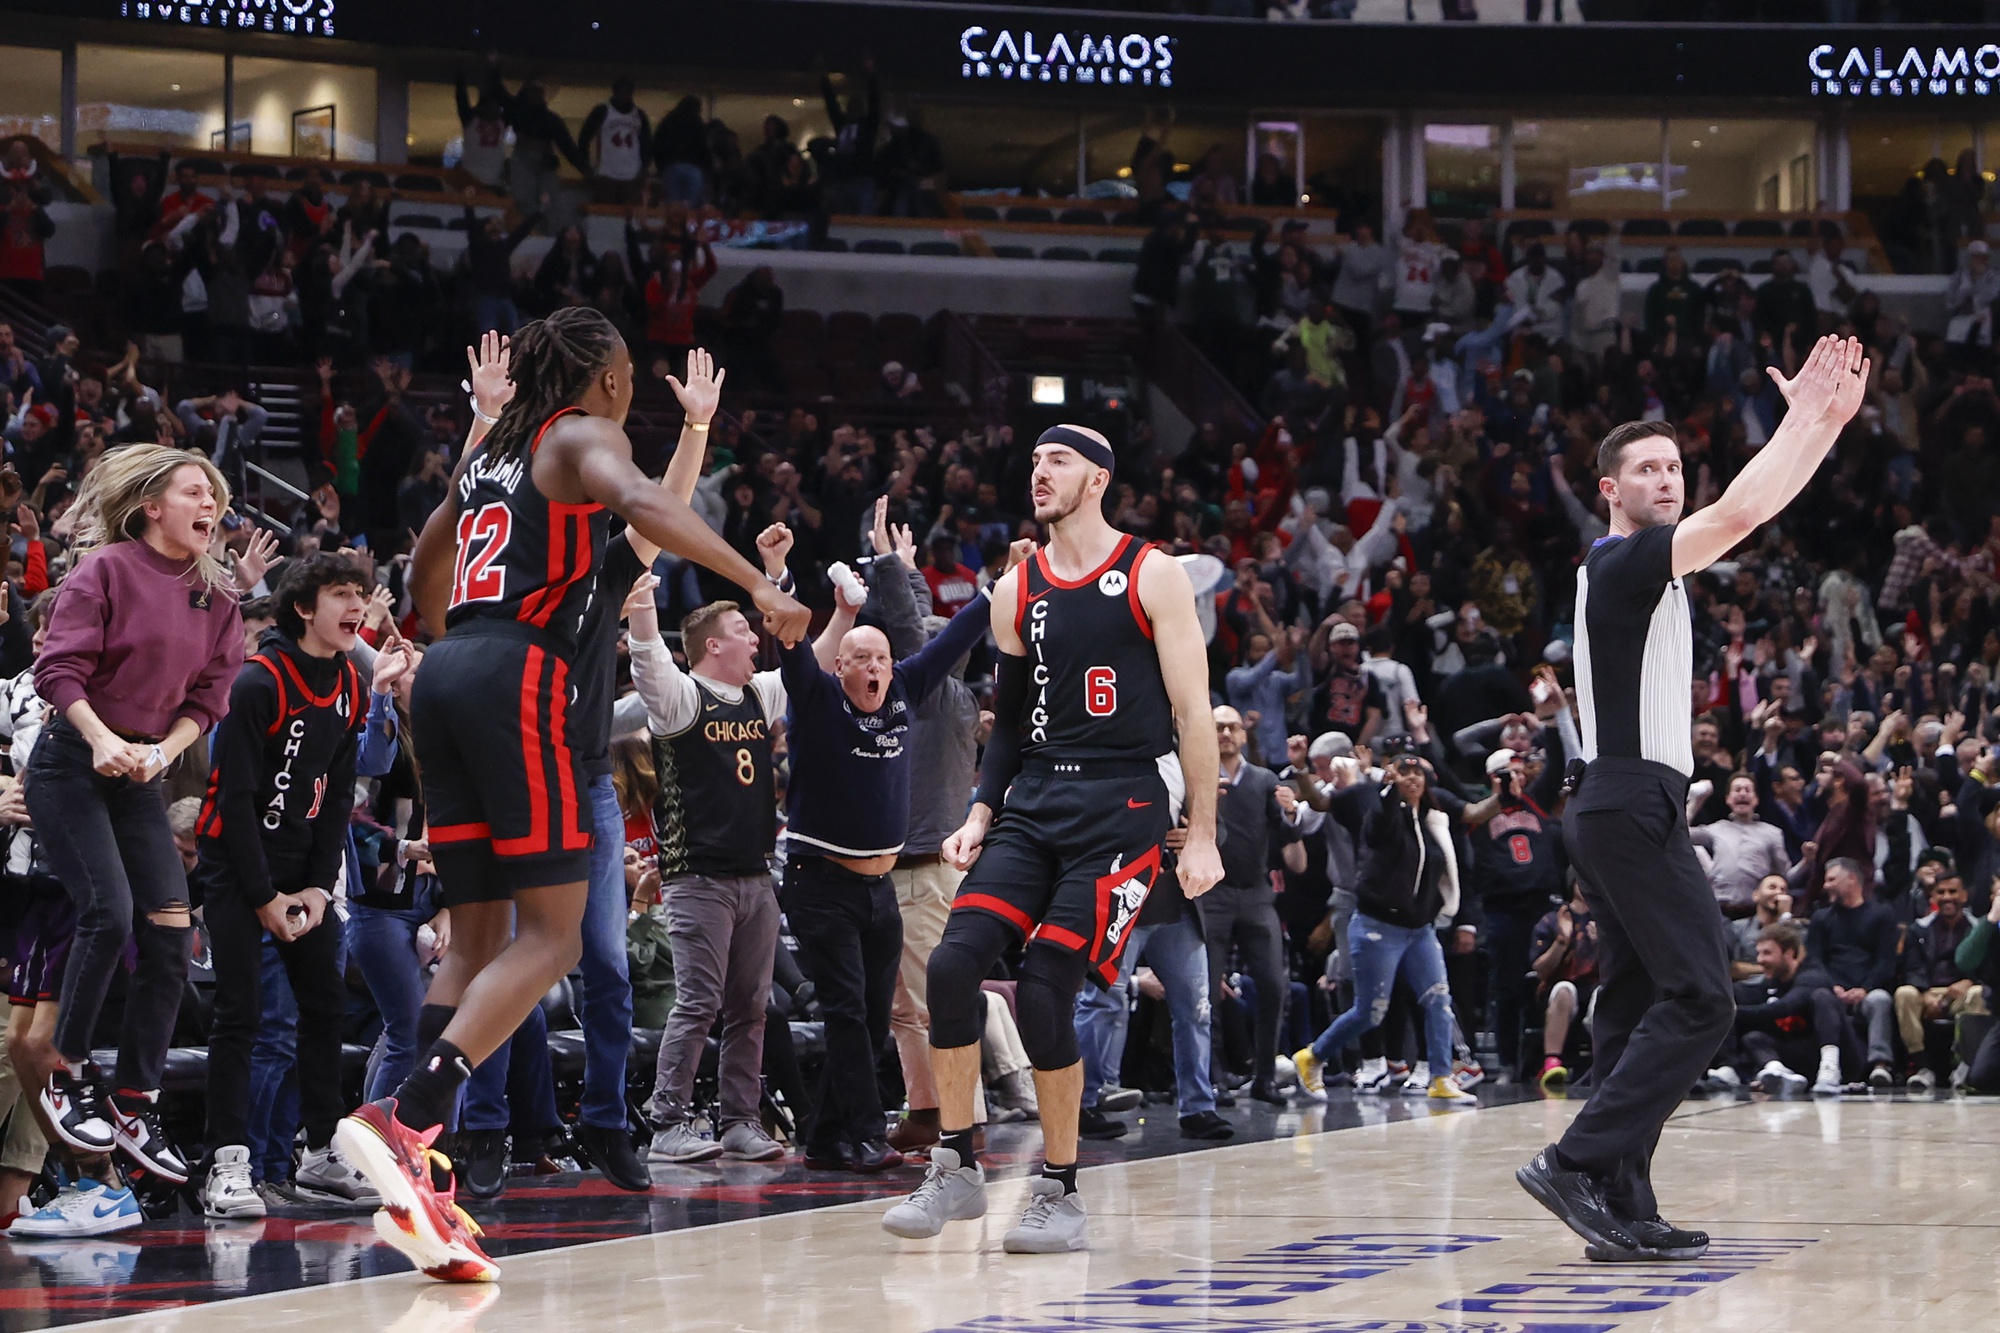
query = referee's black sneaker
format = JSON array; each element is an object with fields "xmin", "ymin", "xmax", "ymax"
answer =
[
  {"xmin": 1515, "ymin": 1145, "xmax": 1639, "ymax": 1256},
  {"xmin": 1585, "ymin": 1215, "xmax": 1710, "ymax": 1262}
]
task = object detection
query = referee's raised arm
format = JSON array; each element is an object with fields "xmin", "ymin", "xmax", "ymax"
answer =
[{"xmin": 1664, "ymin": 335, "xmax": 1868, "ymax": 577}]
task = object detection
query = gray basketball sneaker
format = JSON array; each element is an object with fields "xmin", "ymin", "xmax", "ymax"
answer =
[
  {"xmin": 881, "ymin": 1147, "xmax": 987, "ymax": 1238},
  {"xmin": 1002, "ymin": 1177, "xmax": 1089, "ymax": 1253}
]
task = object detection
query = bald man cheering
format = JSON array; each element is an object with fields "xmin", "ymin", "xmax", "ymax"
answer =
[{"xmin": 777, "ymin": 553, "xmax": 994, "ymax": 1175}]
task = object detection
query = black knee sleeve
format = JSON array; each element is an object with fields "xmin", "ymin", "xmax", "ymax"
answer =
[
  {"xmin": 1015, "ymin": 943, "xmax": 1091, "ymax": 1071},
  {"xmin": 927, "ymin": 910, "xmax": 1016, "ymax": 1051}
]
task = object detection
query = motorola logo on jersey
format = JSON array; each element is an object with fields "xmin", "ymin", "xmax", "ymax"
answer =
[
  {"xmin": 1098, "ymin": 570, "xmax": 1128, "ymax": 597},
  {"xmin": 959, "ymin": 26, "xmax": 1175, "ymax": 87},
  {"xmin": 118, "ymin": 0, "xmax": 336, "ymax": 36},
  {"xmin": 1807, "ymin": 42, "xmax": 2000, "ymax": 96}
]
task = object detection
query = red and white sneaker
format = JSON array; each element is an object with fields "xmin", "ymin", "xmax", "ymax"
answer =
[{"xmin": 333, "ymin": 1100, "xmax": 498, "ymax": 1283}]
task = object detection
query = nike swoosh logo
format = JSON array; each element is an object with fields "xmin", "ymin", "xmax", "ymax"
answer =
[
  {"xmin": 91, "ymin": 1201, "xmax": 127, "ymax": 1218},
  {"xmin": 1127, "ymin": 799, "xmax": 1152, "ymax": 809}
]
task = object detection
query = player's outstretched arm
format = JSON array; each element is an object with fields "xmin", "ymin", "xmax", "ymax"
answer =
[
  {"xmin": 630, "ymin": 345, "xmax": 727, "ymax": 566},
  {"xmin": 1670, "ymin": 335, "xmax": 1866, "ymax": 578},
  {"xmin": 568, "ymin": 417, "xmax": 809, "ymax": 644},
  {"xmin": 411, "ymin": 332, "xmax": 514, "ymax": 635},
  {"xmin": 1139, "ymin": 551, "xmax": 1222, "ymax": 899}
]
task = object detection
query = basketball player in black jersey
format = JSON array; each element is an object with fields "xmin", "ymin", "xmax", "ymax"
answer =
[
  {"xmin": 333, "ymin": 309, "xmax": 808, "ymax": 1283},
  {"xmin": 1517, "ymin": 336, "xmax": 1866, "ymax": 1263},
  {"xmin": 883, "ymin": 424, "xmax": 1221, "ymax": 1254}
]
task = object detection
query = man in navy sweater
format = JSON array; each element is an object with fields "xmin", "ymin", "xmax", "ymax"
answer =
[
  {"xmin": 780, "ymin": 564, "xmax": 993, "ymax": 1172},
  {"xmin": 1806, "ymin": 857, "xmax": 1902, "ymax": 1088}
]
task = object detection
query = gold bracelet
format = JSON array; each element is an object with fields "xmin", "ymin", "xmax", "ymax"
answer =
[{"xmin": 687, "ymin": 420, "xmax": 711, "ymax": 432}]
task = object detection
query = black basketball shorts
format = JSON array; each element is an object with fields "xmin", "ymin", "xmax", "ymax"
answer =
[
  {"xmin": 414, "ymin": 622, "xmax": 594, "ymax": 902},
  {"xmin": 951, "ymin": 756, "xmax": 1183, "ymax": 987}
]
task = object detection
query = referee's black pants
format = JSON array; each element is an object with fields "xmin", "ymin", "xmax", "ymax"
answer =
[{"xmin": 1557, "ymin": 758, "xmax": 1735, "ymax": 1220}]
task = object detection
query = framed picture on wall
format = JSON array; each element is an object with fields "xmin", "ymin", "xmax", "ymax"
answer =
[
  {"xmin": 211, "ymin": 122, "xmax": 251, "ymax": 152},
  {"xmin": 292, "ymin": 105, "xmax": 336, "ymax": 161}
]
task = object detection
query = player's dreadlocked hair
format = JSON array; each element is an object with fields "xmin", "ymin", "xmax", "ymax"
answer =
[{"xmin": 481, "ymin": 306, "xmax": 625, "ymax": 463}]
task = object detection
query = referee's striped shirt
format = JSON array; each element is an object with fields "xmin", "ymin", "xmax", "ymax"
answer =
[{"xmin": 1572, "ymin": 524, "xmax": 1694, "ymax": 777}]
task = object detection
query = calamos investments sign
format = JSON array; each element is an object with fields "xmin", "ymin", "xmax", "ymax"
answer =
[
  {"xmin": 960, "ymin": 26, "xmax": 1175, "ymax": 87},
  {"xmin": 1809, "ymin": 42, "xmax": 2000, "ymax": 97}
]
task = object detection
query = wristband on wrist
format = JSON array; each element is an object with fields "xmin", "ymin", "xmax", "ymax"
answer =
[
  {"xmin": 470, "ymin": 402, "xmax": 499, "ymax": 426},
  {"xmin": 687, "ymin": 420, "xmax": 711, "ymax": 432}
]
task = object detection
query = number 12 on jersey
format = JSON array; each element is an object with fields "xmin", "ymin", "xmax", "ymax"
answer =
[
  {"xmin": 1085, "ymin": 666, "xmax": 1118, "ymax": 717},
  {"xmin": 451, "ymin": 502, "xmax": 512, "ymax": 607}
]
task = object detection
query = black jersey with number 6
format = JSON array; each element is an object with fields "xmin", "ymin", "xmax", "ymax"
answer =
[
  {"xmin": 446, "ymin": 405, "xmax": 610, "ymax": 657},
  {"xmin": 1009, "ymin": 534, "xmax": 1175, "ymax": 764},
  {"xmin": 653, "ymin": 677, "xmax": 776, "ymax": 878}
]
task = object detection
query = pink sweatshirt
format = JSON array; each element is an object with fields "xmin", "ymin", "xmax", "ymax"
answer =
[{"xmin": 36, "ymin": 541, "xmax": 244, "ymax": 739}]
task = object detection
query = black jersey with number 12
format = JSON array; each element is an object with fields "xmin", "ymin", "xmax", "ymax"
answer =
[
  {"xmin": 446, "ymin": 405, "xmax": 610, "ymax": 657},
  {"xmin": 1009, "ymin": 534, "xmax": 1175, "ymax": 763}
]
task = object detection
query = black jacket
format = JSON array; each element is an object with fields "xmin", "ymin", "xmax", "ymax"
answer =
[
  {"xmin": 195, "ymin": 630, "xmax": 364, "ymax": 906},
  {"xmin": 1356, "ymin": 786, "xmax": 1456, "ymax": 931}
]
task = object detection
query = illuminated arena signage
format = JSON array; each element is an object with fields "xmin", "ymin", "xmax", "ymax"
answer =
[
  {"xmin": 1808, "ymin": 43, "xmax": 2000, "ymax": 96},
  {"xmin": 117, "ymin": 0, "xmax": 336, "ymax": 36},
  {"xmin": 959, "ymin": 26, "xmax": 1175, "ymax": 87}
]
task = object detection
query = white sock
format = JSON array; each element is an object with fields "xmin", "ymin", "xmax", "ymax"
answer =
[{"xmin": 1818, "ymin": 1045, "xmax": 1841, "ymax": 1073}]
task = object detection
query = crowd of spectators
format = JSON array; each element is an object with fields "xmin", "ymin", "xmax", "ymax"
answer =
[{"xmin": 6, "ymin": 63, "xmax": 2000, "ymax": 1237}]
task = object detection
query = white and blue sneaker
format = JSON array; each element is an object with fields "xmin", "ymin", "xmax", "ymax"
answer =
[{"xmin": 10, "ymin": 1177, "xmax": 144, "ymax": 1239}]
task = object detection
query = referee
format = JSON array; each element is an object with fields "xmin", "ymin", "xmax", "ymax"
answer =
[{"xmin": 1516, "ymin": 336, "xmax": 1867, "ymax": 1262}]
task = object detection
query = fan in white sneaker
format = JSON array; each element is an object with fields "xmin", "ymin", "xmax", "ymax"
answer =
[
  {"xmin": 1001, "ymin": 1177, "xmax": 1088, "ymax": 1253},
  {"xmin": 1812, "ymin": 1056, "xmax": 1844, "ymax": 1097},
  {"xmin": 201, "ymin": 1146, "xmax": 267, "ymax": 1220},
  {"xmin": 1354, "ymin": 1057, "xmax": 1391, "ymax": 1092},
  {"xmin": 1756, "ymin": 1061, "xmax": 1808, "ymax": 1097},
  {"xmin": 294, "ymin": 1142, "xmax": 383, "ymax": 1206},
  {"xmin": 1399, "ymin": 1062, "xmax": 1432, "ymax": 1096}
]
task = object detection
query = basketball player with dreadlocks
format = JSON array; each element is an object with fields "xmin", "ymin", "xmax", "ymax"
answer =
[{"xmin": 333, "ymin": 308, "xmax": 808, "ymax": 1282}]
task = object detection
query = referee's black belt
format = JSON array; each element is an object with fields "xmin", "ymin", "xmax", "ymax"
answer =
[
  {"xmin": 1573, "ymin": 755, "xmax": 1691, "ymax": 794},
  {"xmin": 1020, "ymin": 757, "xmax": 1164, "ymax": 780}
]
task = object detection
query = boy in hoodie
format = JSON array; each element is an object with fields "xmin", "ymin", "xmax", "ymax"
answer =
[{"xmin": 192, "ymin": 554, "xmax": 380, "ymax": 1219}]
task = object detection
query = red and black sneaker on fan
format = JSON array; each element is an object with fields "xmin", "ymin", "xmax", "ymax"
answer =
[
  {"xmin": 39, "ymin": 1066, "xmax": 114, "ymax": 1155},
  {"xmin": 109, "ymin": 1089, "xmax": 191, "ymax": 1183}
]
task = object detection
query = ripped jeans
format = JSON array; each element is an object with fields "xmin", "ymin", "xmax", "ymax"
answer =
[
  {"xmin": 1307, "ymin": 911, "xmax": 1455, "ymax": 1076},
  {"xmin": 27, "ymin": 718, "xmax": 192, "ymax": 1090}
]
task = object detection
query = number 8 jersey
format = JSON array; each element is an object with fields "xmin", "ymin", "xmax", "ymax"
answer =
[
  {"xmin": 1009, "ymin": 533, "xmax": 1176, "ymax": 763},
  {"xmin": 447, "ymin": 406, "xmax": 610, "ymax": 656}
]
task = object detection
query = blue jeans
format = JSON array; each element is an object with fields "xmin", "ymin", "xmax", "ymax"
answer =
[
  {"xmin": 1074, "ymin": 917, "xmax": 1216, "ymax": 1117},
  {"xmin": 346, "ymin": 878, "xmax": 444, "ymax": 1104},
  {"xmin": 1308, "ymin": 911, "xmax": 1456, "ymax": 1076},
  {"xmin": 462, "ymin": 775, "xmax": 634, "ymax": 1131},
  {"xmin": 462, "ymin": 1005, "xmax": 559, "ymax": 1136},
  {"xmin": 246, "ymin": 937, "xmax": 299, "ymax": 1182}
]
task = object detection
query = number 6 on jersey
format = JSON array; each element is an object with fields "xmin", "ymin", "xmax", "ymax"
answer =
[{"xmin": 1085, "ymin": 666, "xmax": 1117, "ymax": 717}]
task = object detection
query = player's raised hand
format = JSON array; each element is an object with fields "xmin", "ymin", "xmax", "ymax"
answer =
[
  {"xmin": 1003, "ymin": 537, "xmax": 1037, "ymax": 574},
  {"xmin": 466, "ymin": 329, "xmax": 514, "ymax": 422},
  {"xmin": 666, "ymin": 346, "xmax": 725, "ymax": 425},
  {"xmin": 1175, "ymin": 834, "xmax": 1223, "ymax": 900},
  {"xmin": 752, "ymin": 582, "xmax": 810, "ymax": 646},
  {"xmin": 1765, "ymin": 334, "xmax": 1841, "ymax": 422}
]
